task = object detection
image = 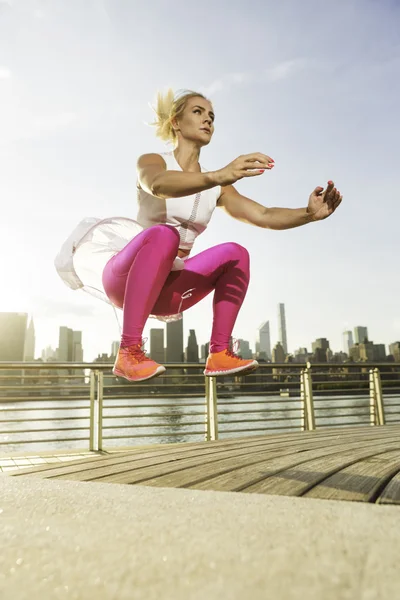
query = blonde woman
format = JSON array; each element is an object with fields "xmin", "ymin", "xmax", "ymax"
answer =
[{"xmin": 101, "ymin": 89, "xmax": 342, "ymax": 382}]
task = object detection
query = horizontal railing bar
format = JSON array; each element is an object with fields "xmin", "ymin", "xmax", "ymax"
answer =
[
  {"xmin": 102, "ymin": 432, "xmax": 202, "ymax": 440},
  {"xmin": 0, "ymin": 385, "xmax": 89, "ymax": 391},
  {"xmin": 103, "ymin": 412, "xmax": 205, "ymax": 419},
  {"xmin": 102, "ymin": 422, "xmax": 206, "ymax": 430},
  {"xmin": 218, "ymin": 425, "xmax": 300, "ymax": 433},
  {"xmin": 0, "ymin": 396, "xmax": 89, "ymax": 402},
  {"xmin": 218, "ymin": 417, "xmax": 302, "ymax": 424},
  {"xmin": 0, "ymin": 406, "xmax": 90, "ymax": 412},
  {"xmin": 314, "ymin": 407, "xmax": 370, "ymax": 412},
  {"xmin": 0, "ymin": 417, "xmax": 90, "ymax": 423},
  {"xmin": 0, "ymin": 362, "xmax": 307, "ymax": 369},
  {"xmin": 0, "ymin": 426, "xmax": 89, "ymax": 434},
  {"xmin": 102, "ymin": 402, "xmax": 205, "ymax": 408},
  {"xmin": 0, "ymin": 437, "xmax": 89, "ymax": 445},
  {"xmin": 316, "ymin": 422, "xmax": 371, "ymax": 428}
]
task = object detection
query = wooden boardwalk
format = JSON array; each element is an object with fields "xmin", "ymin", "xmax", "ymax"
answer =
[{"xmin": 11, "ymin": 424, "xmax": 400, "ymax": 504}]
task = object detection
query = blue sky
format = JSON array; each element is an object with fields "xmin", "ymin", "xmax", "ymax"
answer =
[{"xmin": 1, "ymin": 0, "xmax": 399, "ymax": 360}]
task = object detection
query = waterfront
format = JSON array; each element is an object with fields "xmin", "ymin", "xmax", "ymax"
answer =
[{"xmin": 1, "ymin": 393, "xmax": 400, "ymax": 455}]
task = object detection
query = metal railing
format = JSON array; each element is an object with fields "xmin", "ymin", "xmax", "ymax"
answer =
[{"xmin": 0, "ymin": 361, "xmax": 399, "ymax": 454}]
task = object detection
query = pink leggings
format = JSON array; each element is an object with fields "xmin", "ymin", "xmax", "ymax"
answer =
[{"xmin": 102, "ymin": 224, "xmax": 250, "ymax": 353}]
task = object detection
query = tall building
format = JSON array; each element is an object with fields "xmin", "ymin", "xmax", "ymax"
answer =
[
  {"xmin": 359, "ymin": 341, "xmax": 374, "ymax": 362},
  {"xmin": 166, "ymin": 319, "xmax": 184, "ymax": 363},
  {"xmin": 389, "ymin": 342, "xmax": 400, "ymax": 362},
  {"xmin": 200, "ymin": 343, "xmax": 209, "ymax": 363},
  {"xmin": 0, "ymin": 312, "xmax": 28, "ymax": 361},
  {"xmin": 111, "ymin": 341, "xmax": 120, "ymax": 357},
  {"xmin": 312, "ymin": 338, "xmax": 330, "ymax": 353},
  {"xmin": 257, "ymin": 321, "xmax": 271, "ymax": 360},
  {"xmin": 73, "ymin": 331, "xmax": 83, "ymax": 363},
  {"xmin": 41, "ymin": 346, "xmax": 57, "ymax": 361},
  {"xmin": 272, "ymin": 342, "xmax": 285, "ymax": 363},
  {"xmin": 342, "ymin": 330, "xmax": 353, "ymax": 354},
  {"xmin": 150, "ymin": 329, "xmax": 165, "ymax": 363},
  {"xmin": 186, "ymin": 330, "xmax": 199, "ymax": 363},
  {"xmin": 57, "ymin": 326, "xmax": 83, "ymax": 362},
  {"xmin": 354, "ymin": 326, "xmax": 368, "ymax": 344},
  {"xmin": 24, "ymin": 317, "xmax": 35, "ymax": 361},
  {"xmin": 237, "ymin": 339, "xmax": 252, "ymax": 359},
  {"xmin": 277, "ymin": 303, "xmax": 287, "ymax": 354},
  {"xmin": 373, "ymin": 344, "xmax": 386, "ymax": 361}
]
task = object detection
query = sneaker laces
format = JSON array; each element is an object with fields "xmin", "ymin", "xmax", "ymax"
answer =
[
  {"xmin": 124, "ymin": 338, "xmax": 152, "ymax": 362},
  {"xmin": 225, "ymin": 338, "xmax": 242, "ymax": 359}
]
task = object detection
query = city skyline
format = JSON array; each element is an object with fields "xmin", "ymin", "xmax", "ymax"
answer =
[{"xmin": 1, "ymin": 311, "xmax": 399, "ymax": 365}]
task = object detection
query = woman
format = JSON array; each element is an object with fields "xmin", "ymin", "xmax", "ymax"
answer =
[{"xmin": 101, "ymin": 89, "xmax": 342, "ymax": 382}]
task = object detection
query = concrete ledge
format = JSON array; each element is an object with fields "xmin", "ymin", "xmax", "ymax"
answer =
[{"xmin": 0, "ymin": 475, "xmax": 399, "ymax": 599}]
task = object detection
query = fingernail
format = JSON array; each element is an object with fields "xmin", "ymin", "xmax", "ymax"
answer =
[
  {"xmin": 259, "ymin": 169, "xmax": 265, "ymax": 173},
  {"xmin": 328, "ymin": 180, "xmax": 333, "ymax": 185}
]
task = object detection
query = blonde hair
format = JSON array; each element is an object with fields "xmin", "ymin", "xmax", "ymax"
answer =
[{"xmin": 151, "ymin": 88, "xmax": 209, "ymax": 144}]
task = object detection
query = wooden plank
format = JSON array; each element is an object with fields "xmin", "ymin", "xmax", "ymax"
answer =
[
  {"xmin": 12, "ymin": 427, "xmax": 372, "ymax": 479},
  {"xmin": 187, "ymin": 437, "xmax": 400, "ymax": 493},
  {"xmin": 10, "ymin": 435, "xmax": 296, "ymax": 477},
  {"xmin": 73, "ymin": 434, "xmax": 400, "ymax": 486},
  {"xmin": 241, "ymin": 442, "xmax": 400, "ymax": 497},
  {"xmin": 304, "ymin": 450, "xmax": 400, "ymax": 502},
  {"xmin": 378, "ymin": 469, "xmax": 400, "ymax": 505},
  {"xmin": 153, "ymin": 435, "xmax": 400, "ymax": 491}
]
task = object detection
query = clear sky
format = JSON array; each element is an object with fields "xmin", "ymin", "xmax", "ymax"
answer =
[{"xmin": 1, "ymin": 0, "xmax": 399, "ymax": 360}]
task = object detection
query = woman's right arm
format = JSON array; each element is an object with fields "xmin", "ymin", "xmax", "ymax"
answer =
[
  {"xmin": 137, "ymin": 152, "xmax": 274, "ymax": 200},
  {"xmin": 137, "ymin": 154, "xmax": 219, "ymax": 200}
]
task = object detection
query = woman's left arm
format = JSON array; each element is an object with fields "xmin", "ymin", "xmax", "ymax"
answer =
[{"xmin": 217, "ymin": 181, "xmax": 343, "ymax": 230}]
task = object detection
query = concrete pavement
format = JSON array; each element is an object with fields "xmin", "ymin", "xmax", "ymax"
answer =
[{"xmin": 1, "ymin": 474, "xmax": 399, "ymax": 600}]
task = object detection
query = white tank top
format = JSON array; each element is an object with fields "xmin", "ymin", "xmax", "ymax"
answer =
[{"xmin": 136, "ymin": 151, "xmax": 221, "ymax": 250}]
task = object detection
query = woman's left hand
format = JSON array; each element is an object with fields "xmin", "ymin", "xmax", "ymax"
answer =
[{"xmin": 307, "ymin": 181, "xmax": 343, "ymax": 221}]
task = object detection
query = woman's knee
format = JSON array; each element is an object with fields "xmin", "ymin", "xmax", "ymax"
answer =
[
  {"xmin": 145, "ymin": 224, "xmax": 180, "ymax": 251},
  {"xmin": 220, "ymin": 242, "xmax": 250, "ymax": 264}
]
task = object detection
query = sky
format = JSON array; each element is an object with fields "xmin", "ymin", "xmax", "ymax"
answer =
[{"xmin": 1, "ymin": 0, "xmax": 400, "ymax": 361}]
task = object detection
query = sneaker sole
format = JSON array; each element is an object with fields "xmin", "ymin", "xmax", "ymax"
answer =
[
  {"xmin": 204, "ymin": 360, "xmax": 259, "ymax": 377},
  {"xmin": 113, "ymin": 365, "xmax": 166, "ymax": 382}
]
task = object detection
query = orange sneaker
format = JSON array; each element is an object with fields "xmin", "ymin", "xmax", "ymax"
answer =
[
  {"xmin": 204, "ymin": 348, "xmax": 259, "ymax": 377},
  {"xmin": 113, "ymin": 343, "xmax": 165, "ymax": 382}
]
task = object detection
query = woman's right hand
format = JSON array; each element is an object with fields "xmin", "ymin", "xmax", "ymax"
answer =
[{"xmin": 213, "ymin": 153, "xmax": 275, "ymax": 186}]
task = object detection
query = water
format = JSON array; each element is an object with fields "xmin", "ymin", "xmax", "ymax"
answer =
[{"xmin": 0, "ymin": 394, "xmax": 399, "ymax": 455}]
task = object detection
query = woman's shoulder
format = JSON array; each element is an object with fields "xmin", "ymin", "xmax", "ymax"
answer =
[{"xmin": 136, "ymin": 152, "xmax": 168, "ymax": 168}]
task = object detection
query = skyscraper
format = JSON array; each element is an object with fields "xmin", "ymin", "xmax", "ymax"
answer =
[
  {"xmin": 272, "ymin": 342, "xmax": 285, "ymax": 363},
  {"xmin": 186, "ymin": 330, "xmax": 199, "ymax": 363},
  {"xmin": 57, "ymin": 326, "xmax": 83, "ymax": 362},
  {"xmin": 24, "ymin": 317, "xmax": 35, "ymax": 361},
  {"xmin": 150, "ymin": 328, "xmax": 165, "ymax": 363},
  {"xmin": 257, "ymin": 321, "xmax": 271, "ymax": 360},
  {"xmin": 237, "ymin": 339, "xmax": 252, "ymax": 359},
  {"xmin": 111, "ymin": 341, "xmax": 120, "ymax": 357},
  {"xmin": 166, "ymin": 319, "xmax": 184, "ymax": 363},
  {"xmin": 277, "ymin": 303, "xmax": 287, "ymax": 354},
  {"xmin": 0, "ymin": 312, "xmax": 28, "ymax": 361},
  {"xmin": 312, "ymin": 338, "xmax": 330, "ymax": 352},
  {"xmin": 354, "ymin": 326, "xmax": 368, "ymax": 344},
  {"xmin": 342, "ymin": 330, "xmax": 353, "ymax": 354}
]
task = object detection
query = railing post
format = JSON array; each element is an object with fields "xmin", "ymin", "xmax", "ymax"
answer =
[
  {"xmin": 370, "ymin": 368, "xmax": 385, "ymax": 426},
  {"xmin": 303, "ymin": 363, "xmax": 316, "ymax": 431},
  {"xmin": 89, "ymin": 370, "xmax": 104, "ymax": 451},
  {"xmin": 205, "ymin": 376, "xmax": 218, "ymax": 441},
  {"xmin": 89, "ymin": 369, "xmax": 96, "ymax": 451},
  {"xmin": 369, "ymin": 369, "xmax": 377, "ymax": 426},
  {"xmin": 374, "ymin": 369, "xmax": 385, "ymax": 425},
  {"xmin": 97, "ymin": 370, "xmax": 104, "ymax": 450},
  {"xmin": 300, "ymin": 369, "xmax": 307, "ymax": 431}
]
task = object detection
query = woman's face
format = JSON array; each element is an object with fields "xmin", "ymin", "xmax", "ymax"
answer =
[{"xmin": 175, "ymin": 96, "xmax": 215, "ymax": 146}]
